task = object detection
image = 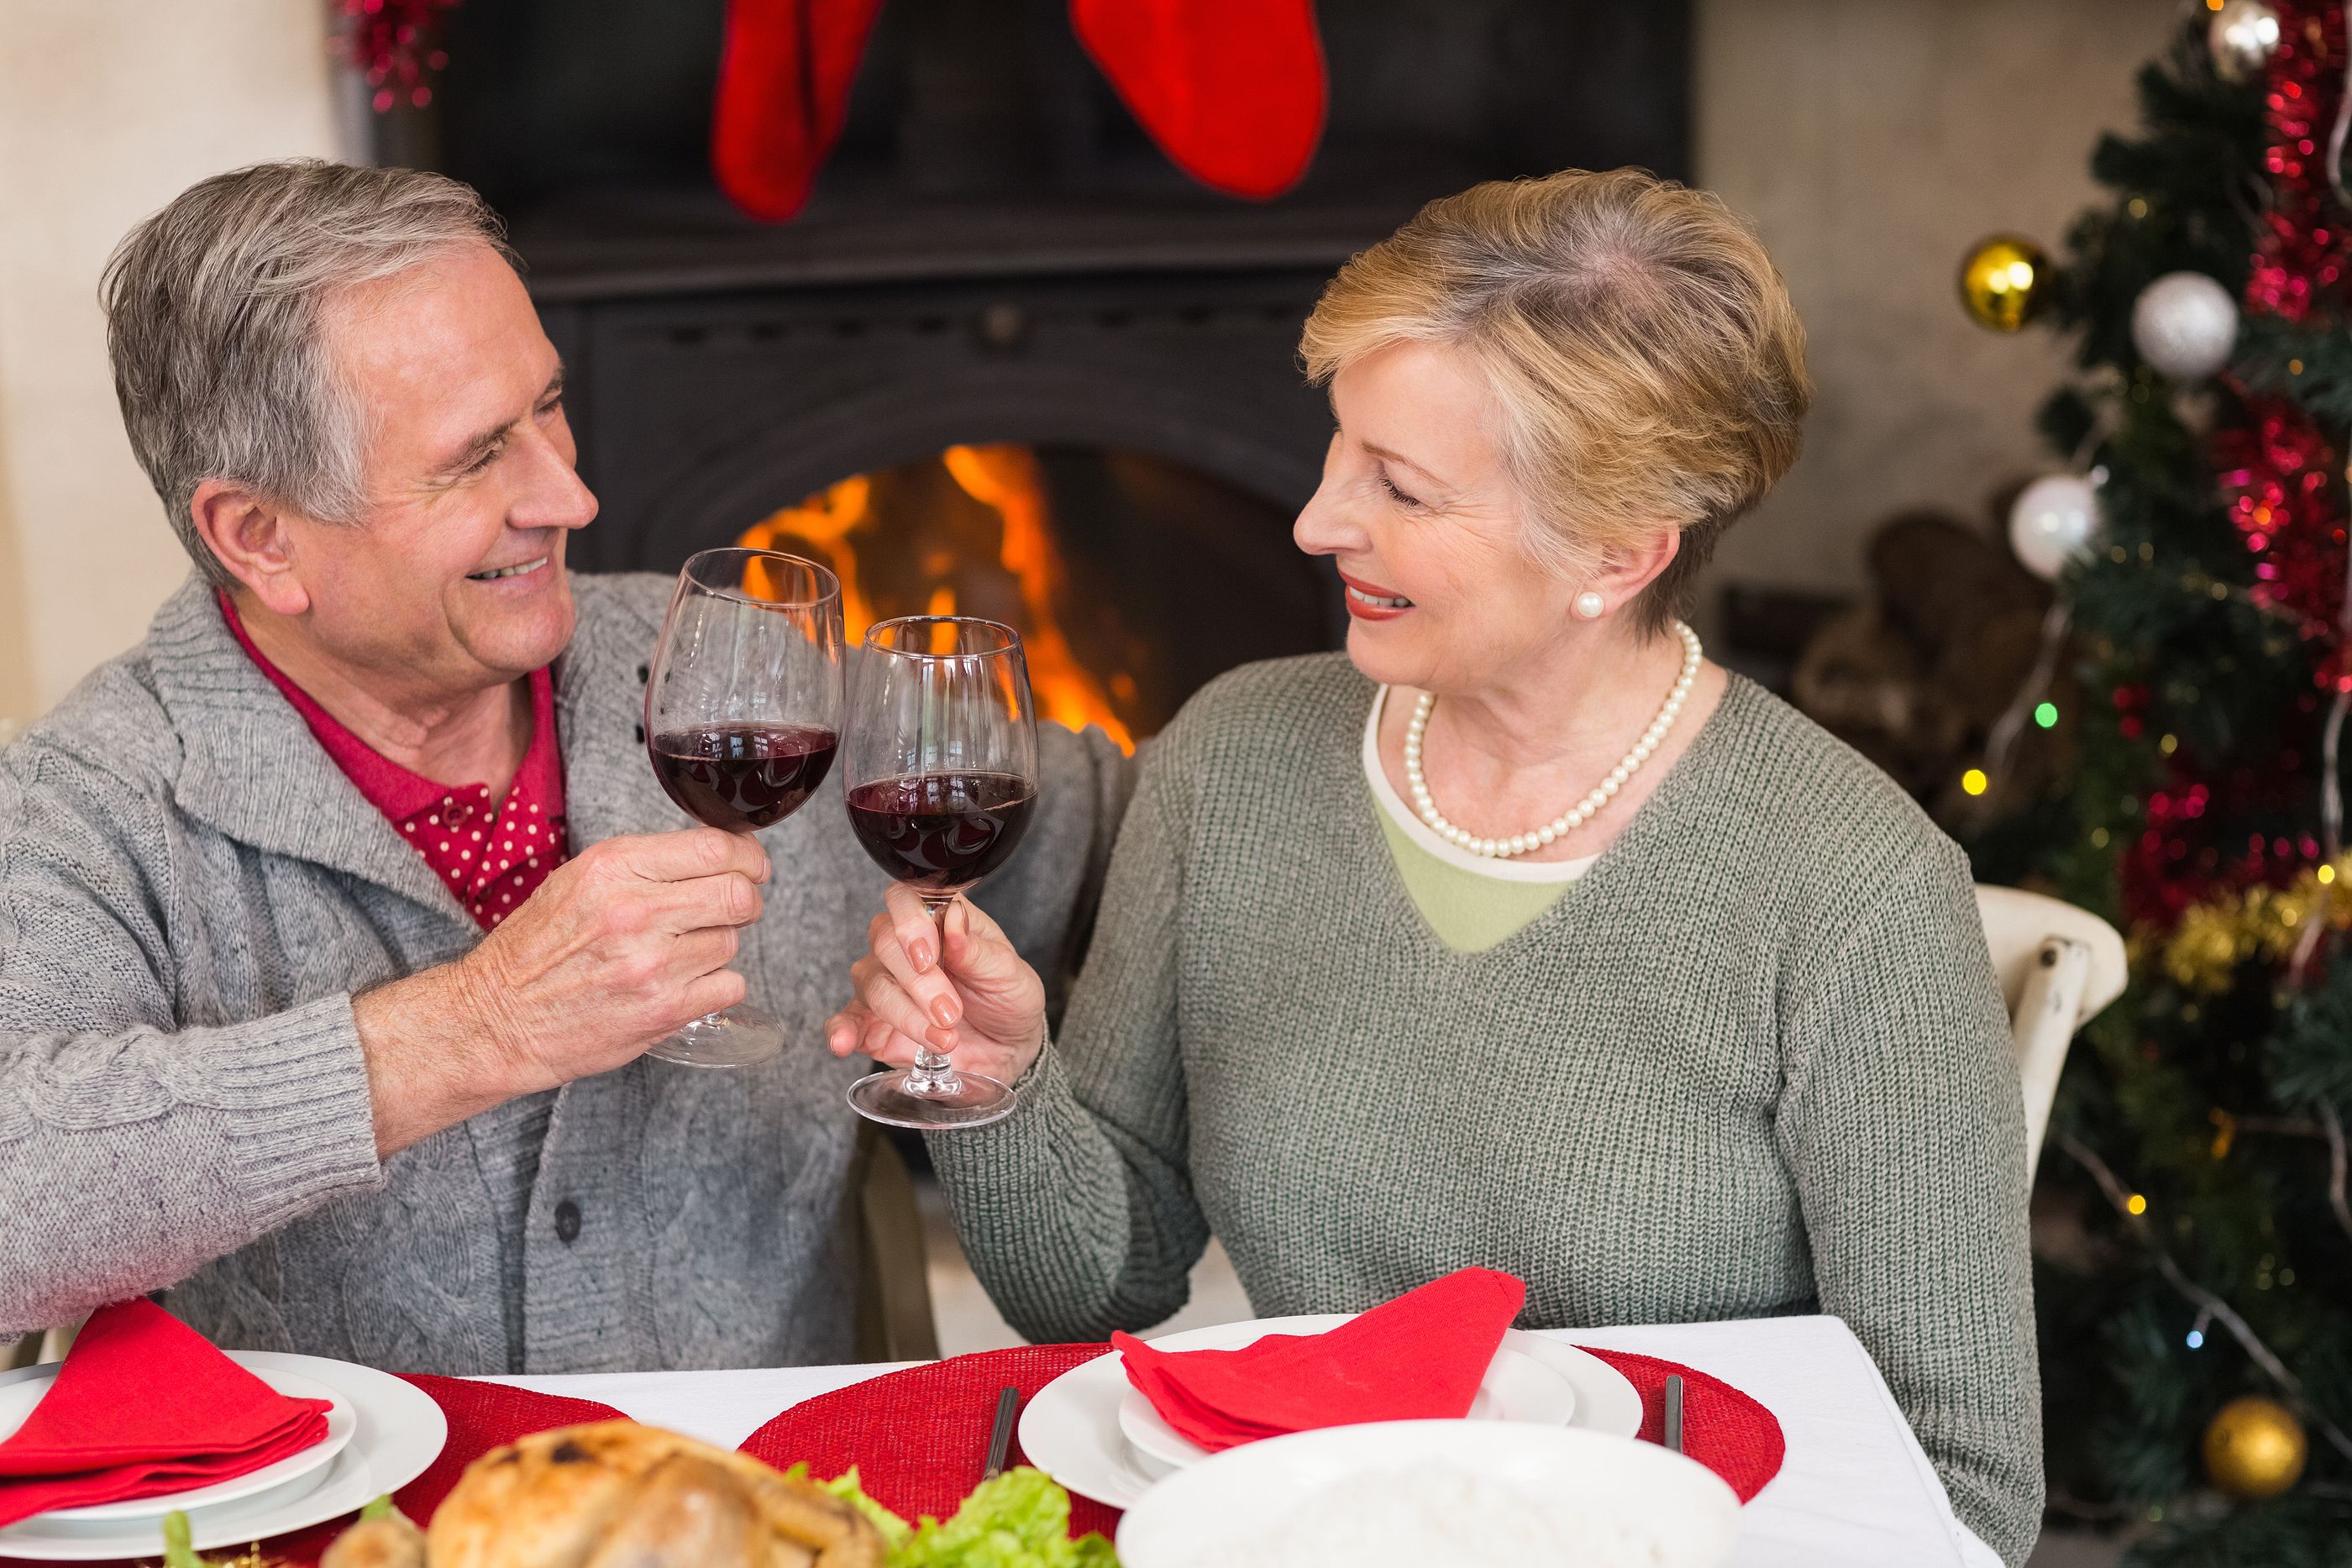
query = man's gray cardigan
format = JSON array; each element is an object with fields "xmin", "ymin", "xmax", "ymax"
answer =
[{"xmin": 0, "ymin": 574, "xmax": 1129, "ymax": 1373}]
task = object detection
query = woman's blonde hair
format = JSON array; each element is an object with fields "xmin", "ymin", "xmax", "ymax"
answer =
[{"xmin": 1299, "ymin": 168, "xmax": 1809, "ymax": 634}]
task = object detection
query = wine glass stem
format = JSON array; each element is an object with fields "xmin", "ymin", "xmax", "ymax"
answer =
[{"xmin": 909, "ymin": 895, "xmax": 961, "ymax": 1098}]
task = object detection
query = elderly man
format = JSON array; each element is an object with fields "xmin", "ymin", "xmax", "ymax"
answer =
[{"xmin": 0, "ymin": 161, "xmax": 1126, "ymax": 1372}]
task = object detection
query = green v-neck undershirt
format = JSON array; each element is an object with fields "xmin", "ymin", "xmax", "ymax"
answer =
[
  {"xmin": 1372, "ymin": 807, "xmax": 1579, "ymax": 952},
  {"xmin": 1362, "ymin": 687, "xmax": 1593, "ymax": 954}
]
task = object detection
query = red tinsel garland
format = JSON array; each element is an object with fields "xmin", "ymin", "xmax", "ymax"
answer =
[
  {"xmin": 2213, "ymin": 395, "xmax": 2346, "ymax": 642},
  {"xmin": 339, "ymin": 0, "xmax": 461, "ymax": 113},
  {"xmin": 2229, "ymin": 0, "xmax": 2352, "ymax": 662},
  {"xmin": 2118, "ymin": 744, "xmax": 2323, "ymax": 929},
  {"xmin": 2127, "ymin": 1, "xmax": 2352, "ymax": 930},
  {"xmin": 2246, "ymin": 0, "xmax": 2352, "ymax": 318},
  {"xmin": 2229, "ymin": 0, "xmax": 2352, "ymax": 673}
]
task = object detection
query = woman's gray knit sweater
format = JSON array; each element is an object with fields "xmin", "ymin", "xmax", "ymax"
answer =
[{"xmin": 931, "ymin": 653, "xmax": 2043, "ymax": 1565}]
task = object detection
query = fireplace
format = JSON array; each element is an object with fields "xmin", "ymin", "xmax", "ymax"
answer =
[
  {"xmin": 391, "ymin": 0, "xmax": 1693, "ymax": 739},
  {"xmin": 735, "ymin": 443, "xmax": 1319, "ymax": 749}
]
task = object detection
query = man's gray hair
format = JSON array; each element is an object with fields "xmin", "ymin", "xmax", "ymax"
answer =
[{"xmin": 102, "ymin": 160, "xmax": 520, "ymax": 586}]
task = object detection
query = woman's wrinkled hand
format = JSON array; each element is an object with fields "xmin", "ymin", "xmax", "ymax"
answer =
[{"xmin": 825, "ymin": 882, "xmax": 1047, "ymax": 1085}]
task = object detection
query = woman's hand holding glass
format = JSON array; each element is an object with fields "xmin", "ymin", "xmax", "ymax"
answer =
[{"xmin": 825, "ymin": 882, "xmax": 1049, "ymax": 1088}]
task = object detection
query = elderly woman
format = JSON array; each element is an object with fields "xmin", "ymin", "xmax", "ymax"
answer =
[{"xmin": 826, "ymin": 170, "xmax": 2040, "ymax": 1563}]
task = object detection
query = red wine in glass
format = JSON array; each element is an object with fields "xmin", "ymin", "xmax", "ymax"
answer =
[
  {"xmin": 654, "ymin": 723, "xmax": 838, "ymax": 831},
  {"xmin": 643, "ymin": 549, "xmax": 843, "ymax": 1068},
  {"xmin": 844, "ymin": 771, "xmax": 1035, "ymax": 893},
  {"xmin": 842, "ymin": 616, "xmax": 1040, "ymax": 1130}
]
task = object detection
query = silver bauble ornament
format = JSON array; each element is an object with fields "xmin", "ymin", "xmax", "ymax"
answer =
[
  {"xmin": 2010, "ymin": 475, "xmax": 2102, "ymax": 580},
  {"xmin": 2132, "ymin": 271, "xmax": 2239, "ymax": 380},
  {"xmin": 2210, "ymin": 0, "xmax": 2283, "ymax": 84}
]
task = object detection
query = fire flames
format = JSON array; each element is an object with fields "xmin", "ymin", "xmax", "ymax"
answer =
[{"xmin": 737, "ymin": 444, "xmax": 1137, "ymax": 752}]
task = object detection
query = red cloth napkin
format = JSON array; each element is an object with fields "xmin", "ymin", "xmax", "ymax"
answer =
[
  {"xmin": 0, "ymin": 1301, "xmax": 333, "ymax": 1528},
  {"xmin": 3, "ymin": 1375, "xmax": 633, "ymax": 1568},
  {"xmin": 1110, "ymin": 1267, "xmax": 1527, "ymax": 1452}
]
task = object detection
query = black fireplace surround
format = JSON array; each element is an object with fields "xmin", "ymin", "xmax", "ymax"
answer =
[{"xmin": 389, "ymin": 0, "xmax": 1692, "ymax": 690}]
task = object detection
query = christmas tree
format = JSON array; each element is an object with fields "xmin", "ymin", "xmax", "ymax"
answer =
[{"xmin": 1966, "ymin": 3, "xmax": 2352, "ymax": 1560}]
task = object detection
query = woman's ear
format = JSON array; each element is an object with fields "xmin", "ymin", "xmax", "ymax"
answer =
[
  {"xmin": 1587, "ymin": 523, "xmax": 1683, "ymax": 611},
  {"xmin": 190, "ymin": 480, "xmax": 312, "ymax": 617}
]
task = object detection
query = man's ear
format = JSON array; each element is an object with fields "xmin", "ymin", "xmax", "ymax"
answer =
[{"xmin": 189, "ymin": 480, "xmax": 311, "ymax": 617}]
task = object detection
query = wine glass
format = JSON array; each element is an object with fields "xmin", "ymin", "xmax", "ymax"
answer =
[
  {"xmin": 643, "ymin": 548, "xmax": 843, "ymax": 1067},
  {"xmin": 842, "ymin": 616, "xmax": 1040, "ymax": 1129}
]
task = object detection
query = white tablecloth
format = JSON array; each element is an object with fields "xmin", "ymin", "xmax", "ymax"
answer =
[{"xmin": 486, "ymin": 1314, "xmax": 2004, "ymax": 1568}]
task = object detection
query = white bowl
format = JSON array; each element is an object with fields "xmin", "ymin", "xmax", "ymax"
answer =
[{"xmin": 1116, "ymin": 1420, "xmax": 1740, "ymax": 1568}]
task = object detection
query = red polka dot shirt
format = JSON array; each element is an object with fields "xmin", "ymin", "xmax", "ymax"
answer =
[{"xmin": 219, "ymin": 593, "xmax": 570, "ymax": 931}]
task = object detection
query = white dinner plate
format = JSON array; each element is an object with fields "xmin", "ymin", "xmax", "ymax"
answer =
[
  {"xmin": 0, "ymin": 1353, "xmax": 447, "ymax": 1560},
  {"xmin": 1116, "ymin": 1419, "xmax": 1741, "ymax": 1568},
  {"xmin": 0, "ymin": 1366, "xmax": 357, "ymax": 1528},
  {"xmin": 1020, "ymin": 1315, "xmax": 1644, "ymax": 1510},
  {"xmin": 1116, "ymin": 1319, "xmax": 1578, "ymax": 1478}
]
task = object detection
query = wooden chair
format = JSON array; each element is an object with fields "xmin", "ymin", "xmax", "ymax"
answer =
[
  {"xmin": 1975, "ymin": 885, "xmax": 2128, "ymax": 1179},
  {"xmin": 3, "ymin": 1321, "xmax": 79, "ymax": 1371},
  {"xmin": 849, "ymin": 1123, "xmax": 942, "ymax": 1362}
]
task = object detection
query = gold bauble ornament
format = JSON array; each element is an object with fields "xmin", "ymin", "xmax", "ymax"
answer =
[
  {"xmin": 1959, "ymin": 235, "xmax": 2049, "ymax": 332},
  {"xmin": 2202, "ymin": 1396, "xmax": 2307, "ymax": 1499}
]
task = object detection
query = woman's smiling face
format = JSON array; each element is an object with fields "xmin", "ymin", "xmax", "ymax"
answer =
[{"xmin": 1293, "ymin": 340, "xmax": 1594, "ymax": 695}]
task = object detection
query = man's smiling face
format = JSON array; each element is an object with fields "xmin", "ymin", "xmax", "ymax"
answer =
[{"xmin": 273, "ymin": 241, "xmax": 598, "ymax": 694}]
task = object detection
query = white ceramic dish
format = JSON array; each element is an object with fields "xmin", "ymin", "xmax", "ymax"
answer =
[
  {"xmin": 1115, "ymin": 1319, "xmax": 1578, "ymax": 1478},
  {"xmin": 0, "ymin": 1353, "xmax": 447, "ymax": 1560},
  {"xmin": 1019, "ymin": 1316, "xmax": 1644, "ymax": 1509},
  {"xmin": 1116, "ymin": 1419, "xmax": 1741, "ymax": 1568},
  {"xmin": 0, "ymin": 1366, "xmax": 357, "ymax": 1529}
]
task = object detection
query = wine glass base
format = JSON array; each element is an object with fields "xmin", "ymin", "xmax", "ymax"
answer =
[
  {"xmin": 848, "ymin": 1068, "xmax": 1017, "ymax": 1130},
  {"xmin": 647, "ymin": 1005, "xmax": 785, "ymax": 1068}
]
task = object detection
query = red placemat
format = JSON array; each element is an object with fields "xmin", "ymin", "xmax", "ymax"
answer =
[
  {"xmin": 1578, "ymin": 1346, "xmax": 1785, "ymax": 1502},
  {"xmin": 741, "ymin": 1345, "xmax": 1119, "ymax": 1539},
  {"xmin": 6, "ymin": 1377, "xmax": 624, "ymax": 1568},
  {"xmin": 9, "ymin": 1343, "xmax": 1783, "ymax": 1566},
  {"xmin": 386, "ymin": 1376, "xmax": 630, "ymax": 1523},
  {"xmin": 739, "ymin": 1341, "xmax": 1786, "ymax": 1537}
]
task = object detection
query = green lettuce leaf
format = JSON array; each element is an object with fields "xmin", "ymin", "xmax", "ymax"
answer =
[
  {"xmin": 781, "ymin": 1462, "xmax": 914, "ymax": 1551},
  {"xmin": 160, "ymin": 1511, "xmax": 200, "ymax": 1568},
  {"xmin": 783, "ymin": 1462, "xmax": 1116, "ymax": 1567}
]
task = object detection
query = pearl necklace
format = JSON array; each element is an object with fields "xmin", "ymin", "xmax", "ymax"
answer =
[{"xmin": 1403, "ymin": 621, "xmax": 1704, "ymax": 860}]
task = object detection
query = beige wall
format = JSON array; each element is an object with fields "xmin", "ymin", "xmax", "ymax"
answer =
[
  {"xmin": 1697, "ymin": 0, "xmax": 2182, "ymax": 611},
  {"xmin": 0, "ymin": 0, "xmax": 344, "ymax": 729},
  {"xmin": 0, "ymin": 362, "xmax": 28, "ymax": 734}
]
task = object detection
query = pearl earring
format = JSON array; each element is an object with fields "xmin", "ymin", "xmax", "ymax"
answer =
[{"xmin": 1573, "ymin": 590, "xmax": 1606, "ymax": 621}]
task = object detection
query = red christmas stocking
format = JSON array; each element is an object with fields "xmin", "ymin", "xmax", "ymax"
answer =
[
  {"xmin": 1072, "ymin": 0, "xmax": 1326, "ymax": 200},
  {"xmin": 712, "ymin": 0, "xmax": 888, "ymax": 221}
]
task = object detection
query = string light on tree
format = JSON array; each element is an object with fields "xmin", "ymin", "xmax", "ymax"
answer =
[
  {"xmin": 2131, "ymin": 272, "xmax": 2240, "ymax": 380},
  {"xmin": 2008, "ymin": 474, "xmax": 2104, "ymax": 579},
  {"xmin": 1958, "ymin": 235, "xmax": 2050, "ymax": 332}
]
